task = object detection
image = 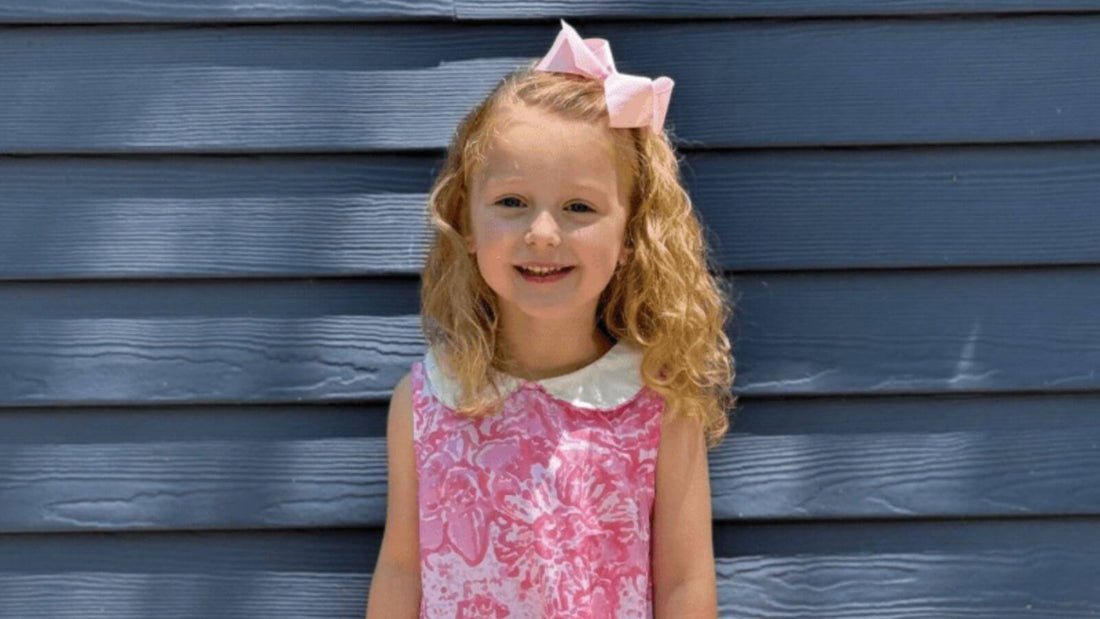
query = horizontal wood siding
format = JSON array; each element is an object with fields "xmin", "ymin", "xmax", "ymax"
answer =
[
  {"xmin": 1, "ymin": 522, "xmax": 1099, "ymax": 617},
  {"xmin": 4, "ymin": 147, "xmax": 1100, "ymax": 279},
  {"xmin": 2, "ymin": 392, "xmax": 1100, "ymax": 533},
  {"xmin": 2, "ymin": 19, "xmax": 1099, "ymax": 152},
  {"xmin": 1, "ymin": 7, "xmax": 1098, "ymax": 618},
  {"xmin": 2, "ymin": 1, "xmax": 1100, "ymax": 22}
]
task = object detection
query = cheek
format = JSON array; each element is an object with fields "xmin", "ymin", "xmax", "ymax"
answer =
[
  {"xmin": 481, "ymin": 218, "xmax": 513, "ymax": 241},
  {"xmin": 470, "ymin": 218, "xmax": 523, "ymax": 271},
  {"xmin": 469, "ymin": 212, "xmax": 508, "ymax": 249},
  {"xmin": 575, "ymin": 223, "xmax": 626, "ymax": 267}
]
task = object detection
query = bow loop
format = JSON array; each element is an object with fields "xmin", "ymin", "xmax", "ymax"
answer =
[{"xmin": 533, "ymin": 19, "xmax": 673, "ymax": 134}]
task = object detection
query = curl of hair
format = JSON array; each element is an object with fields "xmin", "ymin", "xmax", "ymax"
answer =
[{"xmin": 419, "ymin": 62, "xmax": 738, "ymax": 449}]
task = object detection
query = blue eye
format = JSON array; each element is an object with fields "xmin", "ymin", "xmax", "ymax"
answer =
[{"xmin": 495, "ymin": 197, "xmax": 594, "ymax": 212}]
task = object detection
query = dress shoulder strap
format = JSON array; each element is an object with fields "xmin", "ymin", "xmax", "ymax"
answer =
[{"xmin": 408, "ymin": 357, "xmax": 436, "ymax": 444}]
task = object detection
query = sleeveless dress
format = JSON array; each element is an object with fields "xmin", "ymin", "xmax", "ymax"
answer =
[{"xmin": 410, "ymin": 338, "xmax": 665, "ymax": 618}]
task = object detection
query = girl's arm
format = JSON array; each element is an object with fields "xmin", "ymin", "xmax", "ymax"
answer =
[
  {"xmin": 652, "ymin": 409, "xmax": 719, "ymax": 618},
  {"xmin": 366, "ymin": 372, "xmax": 422, "ymax": 618}
]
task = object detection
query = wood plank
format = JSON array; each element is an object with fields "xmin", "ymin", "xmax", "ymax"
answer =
[
  {"xmin": 0, "ymin": 529, "xmax": 378, "ymax": 618},
  {"xmin": 0, "ymin": 313, "xmax": 423, "ymax": 405},
  {"xmin": 0, "ymin": 279, "xmax": 417, "ymax": 321},
  {"xmin": 0, "ymin": 528, "xmax": 378, "ymax": 571},
  {"xmin": 688, "ymin": 145, "xmax": 1100, "ymax": 271},
  {"xmin": 1, "ymin": 0, "xmax": 1098, "ymax": 22},
  {"xmin": 1, "ymin": 393, "xmax": 1099, "ymax": 532},
  {"xmin": 731, "ymin": 267, "xmax": 1100, "ymax": 396},
  {"xmin": 2, "ymin": 521, "xmax": 1100, "ymax": 617},
  {"xmin": 5, "ymin": 146, "xmax": 1100, "ymax": 279},
  {"xmin": 714, "ymin": 393, "xmax": 1100, "ymax": 520},
  {"xmin": 457, "ymin": 1, "xmax": 1100, "ymax": 19},
  {"xmin": 714, "ymin": 519, "xmax": 1100, "ymax": 618},
  {"xmin": 1, "ymin": 19, "xmax": 1099, "ymax": 152},
  {"xmin": 4, "ymin": 267, "xmax": 1100, "ymax": 405},
  {"xmin": 0, "ymin": 438, "xmax": 386, "ymax": 533},
  {"xmin": 0, "ymin": 155, "xmax": 437, "ymax": 280},
  {"xmin": 0, "ymin": 572, "xmax": 374, "ymax": 618},
  {"xmin": 0, "ymin": 403, "xmax": 388, "ymax": 445},
  {"xmin": 0, "ymin": 0, "xmax": 451, "ymax": 22}
]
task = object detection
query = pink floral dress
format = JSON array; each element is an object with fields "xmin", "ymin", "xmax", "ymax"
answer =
[{"xmin": 411, "ymin": 338, "xmax": 664, "ymax": 618}]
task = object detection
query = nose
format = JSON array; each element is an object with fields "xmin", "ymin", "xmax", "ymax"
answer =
[{"xmin": 524, "ymin": 209, "xmax": 562, "ymax": 246}]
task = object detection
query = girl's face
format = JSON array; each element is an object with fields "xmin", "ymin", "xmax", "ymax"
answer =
[{"xmin": 465, "ymin": 102, "xmax": 633, "ymax": 326}]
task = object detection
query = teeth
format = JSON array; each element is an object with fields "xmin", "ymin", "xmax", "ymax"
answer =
[{"xmin": 521, "ymin": 266, "xmax": 568, "ymax": 275}]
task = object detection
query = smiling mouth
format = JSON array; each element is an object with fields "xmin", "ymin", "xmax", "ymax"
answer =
[
  {"xmin": 512, "ymin": 264, "xmax": 576, "ymax": 279},
  {"xmin": 514, "ymin": 265, "xmax": 575, "ymax": 276}
]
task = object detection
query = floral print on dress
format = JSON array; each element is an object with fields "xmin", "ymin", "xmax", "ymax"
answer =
[{"xmin": 411, "ymin": 357, "xmax": 663, "ymax": 618}]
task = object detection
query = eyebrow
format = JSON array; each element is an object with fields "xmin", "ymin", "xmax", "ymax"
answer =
[{"xmin": 484, "ymin": 176, "xmax": 612, "ymax": 196}]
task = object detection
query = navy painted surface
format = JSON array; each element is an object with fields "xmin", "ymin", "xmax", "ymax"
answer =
[
  {"xmin": 2, "ymin": 1, "xmax": 1100, "ymax": 22},
  {"xmin": 1, "ymin": 5, "xmax": 1098, "ymax": 618},
  {"xmin": 2, "ymin": 19, "xmax": 1100, "ymax": 152},
  {"xmin": 5, "ymin": 147, "xmax": 1100, "ymax": 278}
]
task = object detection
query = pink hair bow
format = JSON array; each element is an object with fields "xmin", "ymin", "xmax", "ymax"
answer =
[{"xmin": 533, "ymin": 19, "xmax": 675, "ymax": 135}]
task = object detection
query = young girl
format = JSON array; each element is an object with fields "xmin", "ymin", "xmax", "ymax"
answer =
[{"xmin": 367, "ymin": 19, "xmax": 736, "ymax": 618}]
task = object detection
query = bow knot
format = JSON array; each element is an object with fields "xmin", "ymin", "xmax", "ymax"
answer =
[{"xmin": 533, "ymin": 20, "xmax": 674, "ymax": 135}]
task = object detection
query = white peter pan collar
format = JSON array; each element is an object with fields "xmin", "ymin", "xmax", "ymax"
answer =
[{"xmin": 423, "ymin": 339, "xmax": 646, "ymax": 411}]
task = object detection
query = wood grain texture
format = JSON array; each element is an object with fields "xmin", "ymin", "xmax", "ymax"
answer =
[
  {"xmin": 456, "ymin": 0, "xmax": 1100, "ymax": 19},
  {"xmin": 0, "ymin": 438, "xmax": 386, "ymax": 532},
  {"xmin": 4, "ymin": 9, "xmax": 1099, "ymax": 616},
  {"xmin": 687, "ymin": 144, "xmax": 1100, "ymax": 271},
  {"xmin": 0, "ymin": 0, "xmax": 451, "ymax": 22},
  {"xmin": 0, "ymin": 530, "xmax": 378, "ymax": 618},
  {"xmin": 731, "ymin": 267, "xmax": 1100, "ymax": 396},
  {"xmin": 1, "ymin": 0, "xmax": 1098, "ymax": 22},
  {"xmin": 1, "ymin": 393, "xmax": 1099, "ymax": 532},
  {"xmin": 5, "ymin": 145, "xmax": 1100, "ymax": 279},
  {"xmin": 0, "ymin": 155, "xmax": 438, "ymax": 279},
  {"xmin": 1, "ymin": 18, "xmax": 1099, "ymax": 152},
  {"xmin": 715, "ymin": 519, "xmax": 1100, "ymax": 617},
  {"xmin": 0, "ymin": 313, "xmax": 424, "ymax": 404},
  {"xmin": 5, "ymin": 268, "xmax": 1100, "ymax": 404},
  {"xmin": 715, "ymin": 545, "xmax": 1100, "ymax": 617},
  {"xmin": 714, "ymin": 393, "xmax": 1100, "ymax": 520},
  {"xmin": 2, "ymin": 521, "xmax": 1100, "ymax": 617},
  {"xmin": 0, "ymin": 403, "xmax": 388, "ymax": 445}
]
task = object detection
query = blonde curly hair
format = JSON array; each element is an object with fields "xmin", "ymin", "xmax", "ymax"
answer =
[{"xmin": 419, "ymin": 61, "xmax": 738, "ymax": 449}]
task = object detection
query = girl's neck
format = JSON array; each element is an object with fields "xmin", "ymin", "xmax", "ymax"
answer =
[{"xmin": 497, "ymin": 326, "xmax": 615, "ymax": 382}]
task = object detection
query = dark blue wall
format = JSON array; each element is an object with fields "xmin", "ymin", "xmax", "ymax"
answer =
[{"xmin": 2, "ymin": 2, "xmax": 1100, "ymax": 616}]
